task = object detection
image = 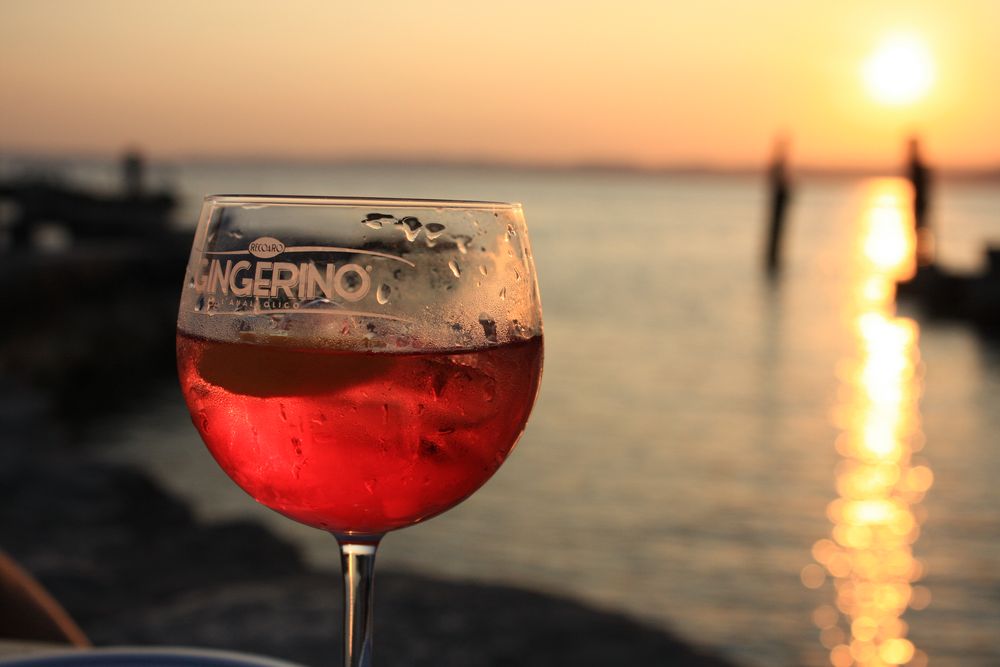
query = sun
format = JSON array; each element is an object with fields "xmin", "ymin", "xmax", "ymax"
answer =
[{"xmin": 863, "ymin": 33, "xmax": 935, "ymax": 106}]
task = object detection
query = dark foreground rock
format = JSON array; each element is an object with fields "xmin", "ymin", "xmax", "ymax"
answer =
[{"xmin": 1, "ymin": 455, "xmax": 737, "ymax": 667}]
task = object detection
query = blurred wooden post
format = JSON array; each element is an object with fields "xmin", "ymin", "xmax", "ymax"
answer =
[{"xmin": 764, "ymin": 136, "xmax": 792, "ymax": 276}]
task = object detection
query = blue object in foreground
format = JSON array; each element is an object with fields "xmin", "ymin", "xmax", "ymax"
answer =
[{"xmin": 0, "ymin": 648, "xmax": 306, "ymax": 667}]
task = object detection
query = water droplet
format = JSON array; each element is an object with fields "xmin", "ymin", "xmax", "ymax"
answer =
[
  {"xmin": 454, "ymin": 235, "xmax": 470, "ymax": 254},
  {"xmin": 512, "ymin": 319, "xmax": 532, "ymax": 339},
  {"xmin": 505, "ymin": 224, "xmax": 516, "ymax": 240},
  {"xmin": 437, "ymin": 426, "xmax": 455, "ymax": 434},
  {"xmin": 341, "ymin": 323, "xmax": 351, "ymax": 335},
  {"xmin": 364, "ymin": 478, "xmax": 377, "ymax": 495},
  {"xmin": 498, "ymin": 286, "xmax": 506, "ymax": 300},
  {"xmin": 425, "ymin": 223, "xmax": 446, "ymax": 239},
  {"xmin": 398, "ymin": 216, "xmax": 422, "ymax": 241},
  {"xmin": 483, "ymin": 378, "xmax": 496, "ymax": 403},
  {"xmin": 227, "ymin": 229, "xmax": 244, "ymax": 240},
  {"xmin": 382, "ymin": 403, "xmax": 389, "ymax": 424},
  {"xmin": 279, "ymin": 404, "xmax": 288, "ymax": 422},
  {"xmin": 197, "ymin": 410, "xmax": 210, "ymax": 432},
  {"xmin": 363, "ymin": 213, "xmax": 395, "ymax": 229},
  {"xmin": 393, "ymin": 269, "xmax": 403, "ymax": 280},
  {"xmin": 194, "ymin": 296, "xmax": 205, "ymax": 312},
  {"xmin": 478, "ymin": 313, "xmax": 498, "ymax": 343},
  {"xmin": 419, "ymin": 439, "xmax": 443, "ymax": 459},
  {"xmin": 376, "ymin": 283, "xmax": 391, "ymax": 304},
  {"xmin": 448, "ymin": 260, "xmax": 461, "ymax": 278},
  {"xmin": 187, "ymin": 275, "xmax": 195, "ymax": 288},
  {"xmin": 514, "ymin": 268, "xmax": 521, "ymax": 282},
  {"xmin": 479, "ymin": 265, "xmax": 488, "ymax": 276}
]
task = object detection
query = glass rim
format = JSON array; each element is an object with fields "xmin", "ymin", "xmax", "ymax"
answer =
[{"xmin": 204, "ymin": 194, "xmax": 522, "ymax": 210}]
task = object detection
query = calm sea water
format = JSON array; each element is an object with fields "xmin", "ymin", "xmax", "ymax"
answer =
[{"xmin": 39, "ymin": 161, "xmax": 1000, "ymax": 667}]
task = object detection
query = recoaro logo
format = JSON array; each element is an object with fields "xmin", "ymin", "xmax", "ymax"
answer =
[{"xmin": 248, "ymin": 237, "xmax": 285, "ymax": 259}]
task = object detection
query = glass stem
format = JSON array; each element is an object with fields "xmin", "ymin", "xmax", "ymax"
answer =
[{"xmin": 336, "ymin": 535, "xmax": 382, "ymax": 667}]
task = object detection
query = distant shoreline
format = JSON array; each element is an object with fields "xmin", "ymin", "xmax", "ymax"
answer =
[{"xmin": 3, "ymin": 149, "xmax": 1000, "ymax": 182}]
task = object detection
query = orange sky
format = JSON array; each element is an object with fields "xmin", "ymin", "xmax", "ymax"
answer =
[{"xmin": 1, "ymin": 1, "xmax": 998, "ymax": 169}]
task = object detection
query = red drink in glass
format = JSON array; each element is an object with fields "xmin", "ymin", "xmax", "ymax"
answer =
[{"xmin": 177, "ymin": 331, "xmax": 543, "ymax": 534}]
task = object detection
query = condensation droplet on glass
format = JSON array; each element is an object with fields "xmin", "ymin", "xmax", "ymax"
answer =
[
  {"xmin": 376, "ymin": 283, "xmax": 391, "ymax": 304},
  {"xmin": 479, "ymin": 265, "xmax": 488, "ymax": 276},
  {"xmin": 483, "ymin": 377, "xmax": 496, "ymax": 403},
  {"xmin": 364, "ymin": 479, "xmax": 377, "ymax": 495},
  {"xmin": 363, "ymin": 213, "xmax": 395, "ymax": 229},
  {"xmin": 455, "ymin": 237, "xmax": 469, "ymax": 254},
  {"xmin": 425, "ymin": 223, "xmax": 446, "ymax": 240},
  {"xmin": 499, "ymin": 286, "xmax": 506, "ymax": 300},
  {"xmin": 448, "ymin": 260, "xmax": 461, "ymax": 278},
  {"xmin": 393, "ymin": 269, "xmax": 403, "ymax": 280},
  {"xmin": 227, "ymin": 229, "xmax": 244, "ymax": 240},
  {"xmin": 341, "ymin": 323, "xmax": 351, "ymax": 335},
  {"xmin": 514, "ymin": 268, "xmax": 521, "ymax": 282},
  {"xmin": 399, "ymin": 216, "xmax": 422, "ymax": 242},
  {"xmin": 187, "ymin": 275, "xmax": 195, "ymax": 288},
  {"xmin": 478, "ymin": 313, "xmax": 498, "ymax": 343},
  {"xmin": 512, "ymin": 319, "xmax": 532, "ymax": 339},
  {"xmin": 505, "ymin": 224, "xmax": 516, "ymax": 241},
  {"xmin": 194, "ymin": 296, "xmax": 205, "ymax": 312}
]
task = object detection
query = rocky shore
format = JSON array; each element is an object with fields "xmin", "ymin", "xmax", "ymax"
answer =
[{"xmin": 0, "ymin": 451, "xmax": 738, "ymax": 666}]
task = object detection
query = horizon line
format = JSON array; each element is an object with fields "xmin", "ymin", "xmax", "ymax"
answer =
[{"xmin": 3, "ymin": 147, "xmax": 1000, "ymax": 180}]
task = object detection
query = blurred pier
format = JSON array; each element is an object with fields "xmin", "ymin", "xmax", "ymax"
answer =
[
  {"xmin": 0, "ymin": 152, "xmax": 188, "ymax": 419},
  {"xmin": 896, "ymin": 248, "xmax": 1000, "ymax": 336}
]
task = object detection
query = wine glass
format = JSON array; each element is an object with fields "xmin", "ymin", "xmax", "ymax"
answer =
[{"xmin": 176, "ymin": 196, "xmax": 543, "ymax": 667}]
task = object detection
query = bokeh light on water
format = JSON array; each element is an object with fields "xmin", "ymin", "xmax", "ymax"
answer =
[{"xmin": 810, "ymin": 179, "xmax": 933, "ymax": 667}]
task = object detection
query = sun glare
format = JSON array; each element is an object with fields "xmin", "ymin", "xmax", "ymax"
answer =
[{"xmin": 863, "ymin": 34, "xmax": 935, "ymax": 107}]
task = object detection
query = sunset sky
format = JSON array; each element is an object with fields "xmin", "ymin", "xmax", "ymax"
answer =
[{"xmin": 2, "ymin": 0, "xmax": 999, "ymax": 169}]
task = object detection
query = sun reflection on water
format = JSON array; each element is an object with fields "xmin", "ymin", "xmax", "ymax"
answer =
[{"xmin": 806, "ymin": 179, "xmax": 932, "ymax": 667}]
